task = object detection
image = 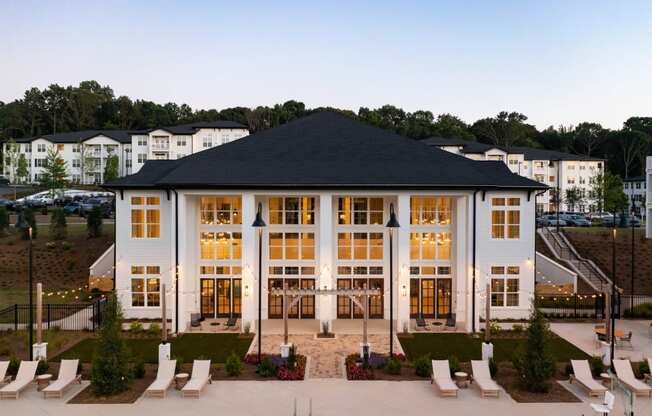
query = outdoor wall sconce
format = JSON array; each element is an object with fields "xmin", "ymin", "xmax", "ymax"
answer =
[
  {"xmin": 400, "ymin": 285, "xmax": 407, "ymax": 297},
  {"xmin": 244, "ymin": 285, "xmax": 249, "ymax": 297}
]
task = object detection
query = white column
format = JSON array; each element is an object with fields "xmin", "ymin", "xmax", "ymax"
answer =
[
  {"xmin": 454, "ymin": 196, "xmax": 469, "ymax": 331},
  {"xmin": 318, "ymin": 193, "xmax": 333, "ymax": 327},
  {"xmin": 241, "ymin": 193, "xmax": 257, "ymax": 331},
  {"xmin": 396, "ymin": 193, "xmax": 411, "ymax": 332}
]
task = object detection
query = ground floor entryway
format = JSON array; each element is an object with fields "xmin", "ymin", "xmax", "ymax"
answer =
[
  {"xmin": 200, "ymin": 278, "xmax": 242, "ymax": 319},
  {"xmin": 409, "ymin": 277, "xmax": 452, "ymax": 318}
]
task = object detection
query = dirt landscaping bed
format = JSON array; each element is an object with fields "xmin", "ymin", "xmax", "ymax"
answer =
[
  {"xmin": 69, "ymin": 370, "xmax": 155, "ymax": 404},
  {"xmin": 495, "ymin": 365, "xmax": 581, "ymax": 403}
]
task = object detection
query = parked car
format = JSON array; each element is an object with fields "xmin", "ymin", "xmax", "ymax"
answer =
[
  {"xmin": 602, "ymin": 214, "xmax": 641, "ymax": 228},
  {"xmin": 538, "ymin": 215, "xmax": 568, "ymax": 227},
  {"xmin": 63, "ymin": 201, "xmax": 82, "ymax": 215},
  {"xmin": 80, "ymin": 198, "xmax": 113, "ymax": 217},
  {"xmin": 0, "ymin": 199, "xmax": 15, "ymax": 210},
  {"xmin": 0, "ymin": 176, "xmax": 9, "ymax": 186},
  {"xmin": 560, "ymin": 214, "xmax": 591, "ymax": 227}
]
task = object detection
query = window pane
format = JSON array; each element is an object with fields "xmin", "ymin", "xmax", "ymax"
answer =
[
  {"xmin": 147, "ymin": 278, "xmax": 160, "ymax": 292},
  {"xmin": 337, "ymin": 233, "xmax": 351, "ymax": 260},
  {"xmin": 491, "ymin": 293, "xmax": 504, "ymax": 307},
  {"xmin": 410, "ymin": 197, "xmax": 421, "ymax": 225},
  {"xmin": 437, "ymin": 232, "xmax": 451, "ymax": 260},
  {"xmin": 131, "ymin": 224, "xmax": 144, "ymax": 238},
  {"xmin": 131, "ymin": 278, "xmax": 144, "ymax": 292},
  {"xmin": 232, "ymin": 197, "xmax": 242, "ymax": 224},
  {"xmin": 422, "ymin": 233, "xmax": 436, "ymax": 260},
  {"xmin": 353, "ymin": 232, "xmax": 367, "ymax": 259},
  {"xmin": 492, "ymin": 225, "xmax": 504, "ymax": 239},
  {"xmin": 147, "ymin": 197, "xmax": 160, "ymax": 205},
  {"xmin": 285, "ymin": 233, "xmax": 299, "ymax": 259},
  {"xmin": 506, "ymin": 293, "xmax": 519, "ymax": 306},
  {"xmin": 410, "ymin": 233, "xmax": 419, "ymax": 260},
  {"xmin": 507, "ymin": 266, "xmax": 520, "ymax": 275},
  {"xmin": 301, "ymin": 197, "xmax": 315, "ymax": 225},
  {"xmin": 338, "ymin": 197, "xmax": 351, "ymax": 225},
  {"xmin": 216, "ymin": 232, "xmax": 231, "ymax": 259},
  {"xmin": 200, "ymin": 266, "xmax": 214, "ymax": 274},
  {"xmin": 147, "ymin": 224, "xmax": 160, "ymax": 238},
  {"xmin": 301, "ymin": 233, "xmax": 315, "ymax": 260},
  {"xmin": 491, "ymin": 266, "xmax": 505, "ymax": 274},
  {"xmin": 507, "ymin": 198, "xmax": 520, "ymax": 206},
  {"xmin": 437, "ymin": 266, "xmax": 451, "ymax": 275},
  {"xmin": 353, "ymin": 198, "xmax": 368, "ymax": 224},
  {"xmin": 285, "ymin": 198, "xmax": 299, "ymax": 224},
  {"xmin": 492, "ymin": 198, "xmax": 505, "ymax": 206},
  {"xmin": 369, "ymin": 198, "xmax": 383, "ymax": 224},
  {"xmin": 132, "ymin": 293, "xmax": 145, "ymax": 307},
  {"xmin": 131, "ymin": 266, "xmax": 144, "ymax": 274},
  {"xmin": 131, "ymin": 196, "xmax": 143, "ymax": 205},
  {"xmin": 506, "ymin": 278, "xmax": 519, "ymax": 293},
  {"xmin": 200, "ymin": 197, "xmax": 215, "ymax": 224},
  {"xmin": 146, "ymin": 266, "xmax": 160, "ymax": 274},
  {"xmin": 232, "ymin": 232, "xmax": 242, "ymax": 259},
  {"xmin": 269, "ymin": 232, "xmax": 283, "ymax": 259},
  {"xmin": 369, "ymin": 232, "xmax": 383, "ymax": 260},
  {"xmin": 147, "ymin": 293, "xmax": 160, "ymax": 307},
  {"xmin": 132, "ymin": 209, "xmax": 144, "ymax": 223},
  {"xmin": 200, "ymin": 232, "xmax": 215, "ymax": 259}
]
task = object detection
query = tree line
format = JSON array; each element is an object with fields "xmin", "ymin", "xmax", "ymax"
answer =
[{"xmin": 1, "ymin": 80, "xmax": 650, "ymax": 178}]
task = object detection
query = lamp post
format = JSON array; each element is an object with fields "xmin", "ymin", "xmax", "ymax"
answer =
[
  {"xmin": 15, "ymin": 211, "xmax": 33, "ymax": 360},
  {"xmin": 548, "ymin": 160, "xmax": 561, "ymax": 232},
  {"xmin": 251, "ymin": 202, "xmax": 266, "ymax": 363},
  {"xmin": 630, "ymin": 196, "xmax": 635, "ymax": 310},
  {"xmin": 610, "ymin": 224, "xmax": 616, "ymax": 368},
  {"xmin": 385, "ymin": 204, "xmax": 400, "ymax": 357}
]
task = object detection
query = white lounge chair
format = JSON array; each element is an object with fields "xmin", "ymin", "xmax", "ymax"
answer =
[
  {"xmin": 0, "ymin": 361, "xmax": 11, "ymax": 386},
  {"xmin": 181, "ymin": 360, "xmax": 211, "ymax": 398},
  {"xmin": 145, "ymin": 359, "xmax": 177, "ymax": 398},
  {"xmin": 471, "ymin": 360, "xmax": 500, "ymax": 398},
  {"xmin": 42, "ymin": 359, "xmax": 81, "ymax": 399},
  {"xmin": 590, "ymin": 391, "xmax": 615, "ymax": 415},
  {"xmin": 569, "ymin": 360, "xmax": 607, "ymax": 397},
  {"xmin": 613, "ymin": 359, "xmax": 652, "ymax": 398},
  {"xmin": 0, "ymin": 360, "xmax": 38, "ymax": 399},
  {"xmin": 431, "ymin": 360, "xmax": 458, "ymax": 397}
]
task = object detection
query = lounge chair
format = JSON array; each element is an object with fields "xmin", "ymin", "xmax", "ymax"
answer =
[
  {"xmin": 445, "ymin": 314, "xmax": 456, "ymax": 331},
  {"xmin": 471, "ymin": 360, "xmax": 500, "ymax": 398},
  {"xmin": 431, "ymin": 360, "xmax": 458, "ymax": 397},
  {"xmin": 613, "ymin": 359, "xmax": 652, "ymax": 398},
  {"xmin": 181, "ymin": 360, "xmax": 211, "ymax": 398},
  {"xmin": 0, "ymin": 360, "xmax": 38, "ymax": 399},
  {"xmin": 145, "ymin": 359, "xmax": 177, "ymax": 398},
  {"xmin": 415, "ymin": 317, "xmax": 430, "ymax": 331},
  {"xmin": 590, "ymin": 391, "xmax": 615, "ymax": 415},
  {"xmin": 42, "ymin": 359, "xmax": 81, "ymax": 399},
  {"xmin": 0, "ymin": 362, "xmax": 11, "ymax": 386},
  {"xmin": 569, "ymin": 360, "xmax": 607, "ymax": 397},
  {"xmin": 223, "ymin": 316, "xmax": 238, "ymax": 331},
  {"xmin": 616, "ymin": 332, "xmax": 633, "ymax": 349}
]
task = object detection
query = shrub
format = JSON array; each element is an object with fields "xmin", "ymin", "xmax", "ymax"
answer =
[
  {"xmin": 173, "ymin": 356, "xmax": 184, "ymax": 373},
  {"xmin": 384, "ymin": 357, "xmax": 402, "ymax": 375},
  {"xmin": 243, "ymin": 322, "xmax": 251, "ymax": 334},
  {"xmin": 639, "ymin": 361, "xmax": 650, "ymax": 378},
  {"xmin": 7, "ymin": 357, "xmax": 19, "ymax": 376},
  {"xmin": 257, "ymin": 357, "xmax": 277, "ymax": 378},
  {"xmin": 225, "ymin": 352, "xmax": 243, "ymax": 377},
  {"xmin": 414, "ymin": 355, "xmax": 430, "ymax": 378},
  {"xmin": 87, "ymin": 206, "xmax": 103, "ymax": 238},
  {"xmin": 564, "ymin": 362, "xmax": 573, "ymax": 377},
  {"xmin": 589, "ymin": 356, "xmax": 605, "ymax": 377},
  {"xmin": 488, "ymin": 357, "xmax": 498, "ymax": 378},
  {"xmin": 624, "ymin": 303, "xmax": 652, "ymax": 318},
  {"xmin": 61, "ymin": 241, "xmax": 73, "ymax": 250},
  {"xmin": 448, "ymin": 355, "xmax": 460, "ymax": 377},
  {"xmin": 133, "ymin": 359, "xmax": 146, "ymax": 379},
  {"xmin": 489, "ymin": 320, "xmax": 502, "ymax": 335},
  {"xmin": 512, "ymin": 310, "xmax": 555, "ymax": 393},
  {"xmin": 147, "ymin": 323, "xmax": 161, "ymax": 337},
  {"xmin": 49, "ymin": 208, "xmax": 67, "ymax": 240},
  {"xmin": 20, "ymin": 208, "xmax": 37, "ymax": 239},
  {"xmin": 0, "ymin": 207, "xmax": 9, "ymax": 236},
  {"xmin": 129, "ymin": 321, "xmax": 143, "ymax": 333},
  {"xmin": 322, "ymin": 321, "xmax": 329, "ymax": 335},
  {"xmin": 91, "ymin": 293, "xmax": 133, "ymax": 396},
  {"xmin": 45, "ymin": 241, "xmax": 57, "ymax": 249},
  {"xmin": 287, "ymin": 344, "xmax": 297, "ymax": 370},
  {"xmin": 36, "ymin": 360, "xmax": 49, "ymax": 375},
  {"xmin": 512, "ymin": 324, "xmax": 524, "ymax": 333}
]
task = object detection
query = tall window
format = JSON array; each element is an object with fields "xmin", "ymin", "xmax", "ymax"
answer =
[
  {"xmin": 337, "ymin": 197, "xmax": 383, "ymax": 225},
  {"xmin": 200, "ymin": 232, "xmax": 242, "ymax": 260},
  {"xmin": 491, "ymin": 198, "xmax": 520, "ymax": 239},
  {"xmin": 269, "ymin": 232, "xmax": 314, "ymax": 260},
  {"xmin": 131, "ymin": 265, "xmax": 161, "ymax": 307},
  {"xmin": 410, "ymin": 232, "xmax": 451, "ymax": 261},
  {"xmin": 131, "ymin": 196, "xmax": 160, "ymax": 238},
  {"xmin": 490, "ymin": 266, "xmax": 520, "ymax": 307},
  {"xmin": 337, "ymin": 232, "xmax": 383, "ymax": 260},
  {"xmin": 202, "ymin": 136, "xmax": 212, "ymax": 148},
  {"xmin": 410, "ymin": 197, "xmax": 451, "ymax": 225},
  {"xmin": 200, "ymin": 196, "xmax": 242, "ymax": 225},
  {"xmin": 269, "ymin": 197, "xmax": 314, "ymax": 225}
]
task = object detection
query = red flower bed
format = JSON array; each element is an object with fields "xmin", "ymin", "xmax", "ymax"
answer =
[{"xmin": 345, "ymin": 354, "xmax": 375, "ymax": 380}]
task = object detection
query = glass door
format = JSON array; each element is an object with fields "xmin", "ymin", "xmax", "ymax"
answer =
[
  {"xmin": 216, "ymin": 279, "xmax": 231, "ymax": 317},
  {"xmin": 337, "ymin": 279, "xmax": 352, "ymax": 318},
  {"xmin": 232, "ymin": 279, "xmax": 242, "ymax": 317},
  {"xmin": 352, "ymin": 279, "xmax": 365, "ymax": 318},
  {"xmin": 300, "ymin": 279, "xmax": 315, "ymax": 318},
  {"xmin": 369, "ymin": 278, "xmax": 384, "ymax": 318},
  {"xmin": 287, "ymin": 279, "xmax": 300, "ymax": 318},
  {"xmin": 421, "ymin": 279, "xmax": 435, "ymax": 318},
  {"xmin": 436, "ymin": 278, "xmax": 452, "ymax": 318},
  {"xmin": 200, "ymin": 279, "xmax": 215, "ymax": 318},
  {"xmin": 268, "ymin": 279, "xmax": 283, "ymax": 318}
]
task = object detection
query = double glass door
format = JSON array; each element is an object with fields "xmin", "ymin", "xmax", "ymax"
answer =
[
  {"xmin": 336, "ymin": 278, "xmax": 384, "ymax": 319},
  {"xmin": 267, "ymin": 278, "xmax": 315, "ymax": 319},
  {"xmin": 409, "ymin": 278, "xmax": 452, "ymax": 318},
  {"xmin": 200, "ymin": 278, "xmax": 242, "ymax": 318}
]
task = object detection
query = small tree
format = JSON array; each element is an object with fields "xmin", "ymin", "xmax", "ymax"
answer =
[
  {"xmin": 39, "ymin": 147, "xmax": 68, "ymax": 195},
  {"xmin": 4, "ymin": 139, "xmax": 19, "ymax": 183},
  {"xmin": 564, "ymin": 187, "xmax": 584, "ymax": 212},
  {"xmin": 16, "ymin": 154, "xmax": 29, "ymax": 184},
  {"xmin": 512, "ymin": 309, "xmax": 555, "ymax": 392},
  {"xmin": 87, "ymin": 206, "xmax": 103, "ymax": 238},
  {"xmin": 91, "ymin": 293, "xmax": 133, "ymax": 396},
  {"xmin": 0, "ymin": 207, "xmax": 9, "ymax": 237},
  {"xmin": 103, "ymin": 153, "xmax": 119, "ymax": 183},
  {"xmin": 50, "ymin": 208, "xmax": 67, "ymax": 240},
  {"xmin": 20, "ymin": 208, "xmax": 37, "ymax": 239}
]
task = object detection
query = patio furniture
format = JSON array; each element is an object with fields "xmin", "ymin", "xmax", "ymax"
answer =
[
  {"xmin": 175, "ymin": 373, "xmax": 189, "ymax": 390},
  {"xmin": 616, "ymin": 332, "xmax": 633, "ymax": 349},
  {"xmin": 0, "ymin": 360, "xmax": 38, "ymax": 399},
  {"xmin": 471, "ymin": 360, "xmax": 500, "ymax": 398},
  {"xmin": 600, "ymin": 373, "xmax": 612, "ymax": 389},
  {"xmin": 590, "ymin": 391, "xmax": 615, "ymax": 415},
  {"xmin": 613, "ymin": 359, "xmax": 652, "ymax": 398},
  {"xmin": 145, "ymin": 359, "xmax": 177, "ymax": 398},
  {"xmin": 0, "ymin": 361, "xmax": 11, "ymax": 386},
  {"xmin": 181, "ymin": 360, "xmax": 211, "ymax": 398},
  {"xmin": 569, "ymin": 360, "xmax": 607, "ymax": 397},
  {"xmin": 595, "ymin": 328, "xmax": 625, "ymax": 338},
  {"xmin": 430, "ymin": 360, "xmax": 458, "ymax": 397},
  {"xmin": 36, "ymin": 374, "xmax": 52, "ymax": 391},
  {"xmin": 190, "ymin": 314, "xmax": 202, "ymax": 330},
  {"xmin": 224, "ymin": 316, "xmax": 238, "ymax": 331},
  {"xmin": 454, "ymin": 371, "xmax": 468, "ymax": 388},
  {"xmin": 415, "ymin": 317, "xmax": 430, "ymax": 331},
  {"xmin": 42, "ymin": 359, "xmax": 81, "ymax": 399},
  {"xmin": 445, "ymin": 314, "xmax": 456, "ymax": 331}
]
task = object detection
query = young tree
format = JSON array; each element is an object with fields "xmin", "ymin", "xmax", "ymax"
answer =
[
  {"xmin": 87, "ymin": 206, "xmax": 103, "ymax": 238},
  {"xmin": 0, "ymin": 206, "xmax": 9, "ymax": 237},
  {"xmin": 91, "ymin": 293, "xmax": 133, "ymax": 396},
  {"xmin": 512, "ymin": 309, "xmax": 555, "ymax": 392},
  {"xmin": 564, "ymin": 187, "xmax": 584, "ymax": 212},
  {"xmin": 50, "ymin": 208, "xmax": 67, "ymax": 240},
  {"xmin": 40, "ymin": 147, "xmax": 68, "ymax": 194},
  {"xmin": 16, "ymin": 153, "xmax": 28, "ymax": 184},
  {"xmin": 4, "ymin": 138, "xmax": 19, "ymax": 183},
  {"xmin": 103, "ymin": 153, "xmax": 119, "ymax": 182}
]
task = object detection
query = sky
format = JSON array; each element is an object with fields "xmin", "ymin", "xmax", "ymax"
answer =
[{"xmin": 1, "ymin": 0, "xmax": 651, "ymax": 130}]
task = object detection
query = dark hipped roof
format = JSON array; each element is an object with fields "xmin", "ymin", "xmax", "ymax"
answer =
[
  {"xmin": 106, "ymin": 112, "xmax": 546, "ymax": 190},
  {"xmin": 14, "ymin": 130, "xmax": 132, "ymax": 144},
  {"xmin": 134, "ymin": 120, "xmax": 247, "ymax": 135},
  {"xmin": 624, "ymin": 175, "xmax": 645, "ymax": 182},
  {"xmin": 422, "ymin": 137, "xmax": 602, "ymax": 161}
]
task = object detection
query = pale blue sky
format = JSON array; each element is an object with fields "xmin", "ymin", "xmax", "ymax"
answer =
[{"xmin": 1, "ymin": 0, "xmax": 651, "ymax": 129}]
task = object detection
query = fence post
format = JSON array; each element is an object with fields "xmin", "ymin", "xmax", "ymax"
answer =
[
  {"xmin": 92, "ymin": 301, "xmax": 96, "ymax": 331},
  {"xmin": 47, "ymin": 304, "xmax": 50, "ymax": 330},
  {"xmin": 14, "ymin": 304, "xmax": 18, "ymax": 331}
]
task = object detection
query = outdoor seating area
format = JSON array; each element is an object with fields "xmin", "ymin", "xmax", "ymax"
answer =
[{"xmin": 411, "ymin": 318, "xmax": 463, "ymax": 333}]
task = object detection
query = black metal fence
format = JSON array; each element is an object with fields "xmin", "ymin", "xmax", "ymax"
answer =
[
  {"xmin": 535, "ymin": 293, "xmax": 608, "ymax": 319},
  {"xmin": 0, "ymin": 298, "xmax": 107, "ymax": 331}
]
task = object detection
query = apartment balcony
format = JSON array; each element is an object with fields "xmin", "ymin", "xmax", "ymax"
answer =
[{"xmin": 151, "ymin": 143, "xmax": 170, "ymax": 151}]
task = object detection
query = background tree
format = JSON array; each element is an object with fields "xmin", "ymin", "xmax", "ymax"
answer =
[
  {"xmin": 512, "ymin": 310, "xmax": 555, "ymax": 393},
  {"xmin": 430, "ymin": 113, "xmax": 474, "ymax": 140},
  {"xmin": 573, "ymin": 122, "xmax": 605, "ymax": 156},
  {"xmin": 601, "ymin": 173, "xmax": 629, "ymax": 215},
  {"xmin": 16, "ymin": 153, "xmax": 28, "ymax": 183},
  {"xmin": 103, "ymin": 153, "xmax": 119, "ymax": 182},
  {"xmin": 50, "ymin": 208, "xmax": 67, "ymax": 240},
  {"xmin": 4, "ymin": 138, "xmax": 19, "ymax": 183},
  {"xmin": 40, "ymin": 147, "xmax": 68, "ymax": 194},
  {"xmin": 471, "ymin": 111, "xmax": 536, "ymax": 149},
  {"xmin": 91, "ymin": 293, "xmax": 133, "ymax": 396},
  {"xmin": 87, "ymin": 206, "xmax": 103, "ymax": 238},
  {"xmin": 564, "ymin": 187, "xmax": 584, "ymax": 212},
  {"xmin": 0, "ymin": 206, "xmax": 9, "ymax": 237}
]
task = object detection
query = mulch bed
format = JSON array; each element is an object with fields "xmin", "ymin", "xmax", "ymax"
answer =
[
  {"xmin": 68, "ymin": 367, "xmax": 156, "ymax": 404},
  {"xmin": 495, "ymin": 366, "xmax": 580, "ymax": 403}
]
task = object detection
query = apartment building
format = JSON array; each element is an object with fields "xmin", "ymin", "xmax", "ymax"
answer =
[
  {"xmin": 422, "ymin": 138, "xmax": 604, "ymax": 214},
  {"xmin": 624, "ymin": 175, "xmax": 646, "ymax": 218}
]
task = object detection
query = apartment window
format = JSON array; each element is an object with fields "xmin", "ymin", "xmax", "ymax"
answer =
[
  {"xmin": 636, "ymin": 183, "xmax": 641, "ymax": 189},
  {"xmin": 37, "ymin": 144, "xmax": 46, "ymax": 152},
  {"xmin": 72, "ymin": 144, "xmax": 80, "ymax": 153},
  {"xmin": 200, "ymin": 232, "xmax": 242, "ymax": 260},
  {"xmin": 579, "ymin": 164, "xmax": 586, "ymax": 170},
  {"xmin": 25, "ymin": 144, "xmax": 32, "ymax": 153},
  {"xmin": 222, "ymin": 135, "xmax": 230, "ymax": 145},
  {"xmin": 567, "ymin": 178, "xmax": 576, "ymax": 185},
  {"xmin": 410, "ymin": 232, "xmax": 451, "ymax": 260},
  {"xmin": 72, "ymin": 159, "xmax": 81, "ymax": 168},
  {"xmin": 34, "ymin": 158, "xmax": 46, "ymax": 167},
  {"xmin": 491, "ymin": 198, "xmax": 520, "ymax": 239},
  {"xmin": 269, "ymin": 232, "xmax": 314, "ymax": 260},
  {"xmin": 534, "ymin": 174, "xmax": 545, "ymax": 183},
  {"xmin": 138, "ymin": 153, "xmax": 147, "ymax": 163},
  {"xmin": 568, "ymin": 164, "xmax": 575, "ymax": 170},
  {"xmin": 200, "ymin": 196, "xmax": 242, "ymax": 225},
  {"xmin": 71, "ymin": 174, "xmax": 81, "ymax": 184},
  {"xmin": 177, "ymin": 138, "xmax": 187, "ymax": 146},
  {"xmin": 490, "ymin": 266, "xmax": 519, "ymax": 307},
  {"xmin": 579, "ymin": 177, "xmax": 586, "ymax": 185},
  {"xmin": 269, "ymin": 197, "xmax": 314, "ymax": 225},
  {"xmin": 131, "ymin": 196, "xmax": 161, "ymax": 238},
  {"xmin": 126, "ymin": 159, "xmax": 132, "ymax": 168},
  {"xmin": 534, "ymin": 161, "xmax": 545, "ymax": 169},
  {"xmin": 338, "ymin": 197, "xmax": 383, "ymax": 225},
  {"xmin": 337, "ymin": 232, "xmax": 383, "ymax": 260},
  {"xmin": 202, "ymin": 136, "xmax": 212, "ymax": 148},
  {"xmin": 549, "ymin": 176, "xmax": 555, "ymax": 182},
  {"xmin": 509, "ymin": 159, "xmax": 519, "ymax": 166},
  {"xmin": 137, "ymin": 137, "xmax": 147, "ymax": 146},
  {"xmin": 410, "ymin": 197, "xmax": 451, "ymax": 225},
  {"xmin": 131, "ymin": 266, "xmax": 161, "ymax": 307}
]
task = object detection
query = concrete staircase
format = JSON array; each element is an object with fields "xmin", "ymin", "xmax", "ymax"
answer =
[{"xmin": 538, "ymin": 227, "xmax": 614, "ymax": 293}]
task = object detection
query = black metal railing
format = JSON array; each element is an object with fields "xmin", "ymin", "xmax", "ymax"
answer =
[
  {"xmin": 0, "ymin": 298, "xmax": 106, "ymax": 331},
  {"xmin": 535, "ymin": 293, "xmax": 607, "ymax": 319}
]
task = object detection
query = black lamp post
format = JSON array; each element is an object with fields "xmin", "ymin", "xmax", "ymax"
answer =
[
  {"xmin": 385, "ymin": 203, "xmax": 400, "ymax": 357},
  {"xmin": 610, "ymin": 224, "xmax": 616, "ymax": 367},
  {"xmin": 548, "ymin": 160, "xmax": 561, "ymax": 232},
  {"xmin": 15, "ymin": 211, "xmax": 33, "ymax": 360},
  {"xmin": 251, "ymin": 202, "xmax": 266, "ymax": 363},
  {"xmin": 630, "ymin": 196, "xmax": 635, "ymax": 309}
]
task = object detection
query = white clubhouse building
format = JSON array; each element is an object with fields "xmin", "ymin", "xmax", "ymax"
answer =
[{"xmin": 106, "ymin": 112, "xmax": 545, "ymax": 334}]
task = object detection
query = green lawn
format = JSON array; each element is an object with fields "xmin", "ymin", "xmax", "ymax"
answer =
[
  {"xmin": 54, "ymin": 333, "xmax": 252, "ymax": 363},
  {"xmin": 399, "ymin": 333, "xmax": 589, "ymax": 363}
]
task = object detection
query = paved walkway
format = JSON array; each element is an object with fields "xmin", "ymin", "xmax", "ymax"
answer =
[
  {"xmin": 3, "ymin": 379, "xmax": 651, "ymax": 416},
  {"xmin": 252, "ymin": 334, "xmax": 404, "ymax": 378}
]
